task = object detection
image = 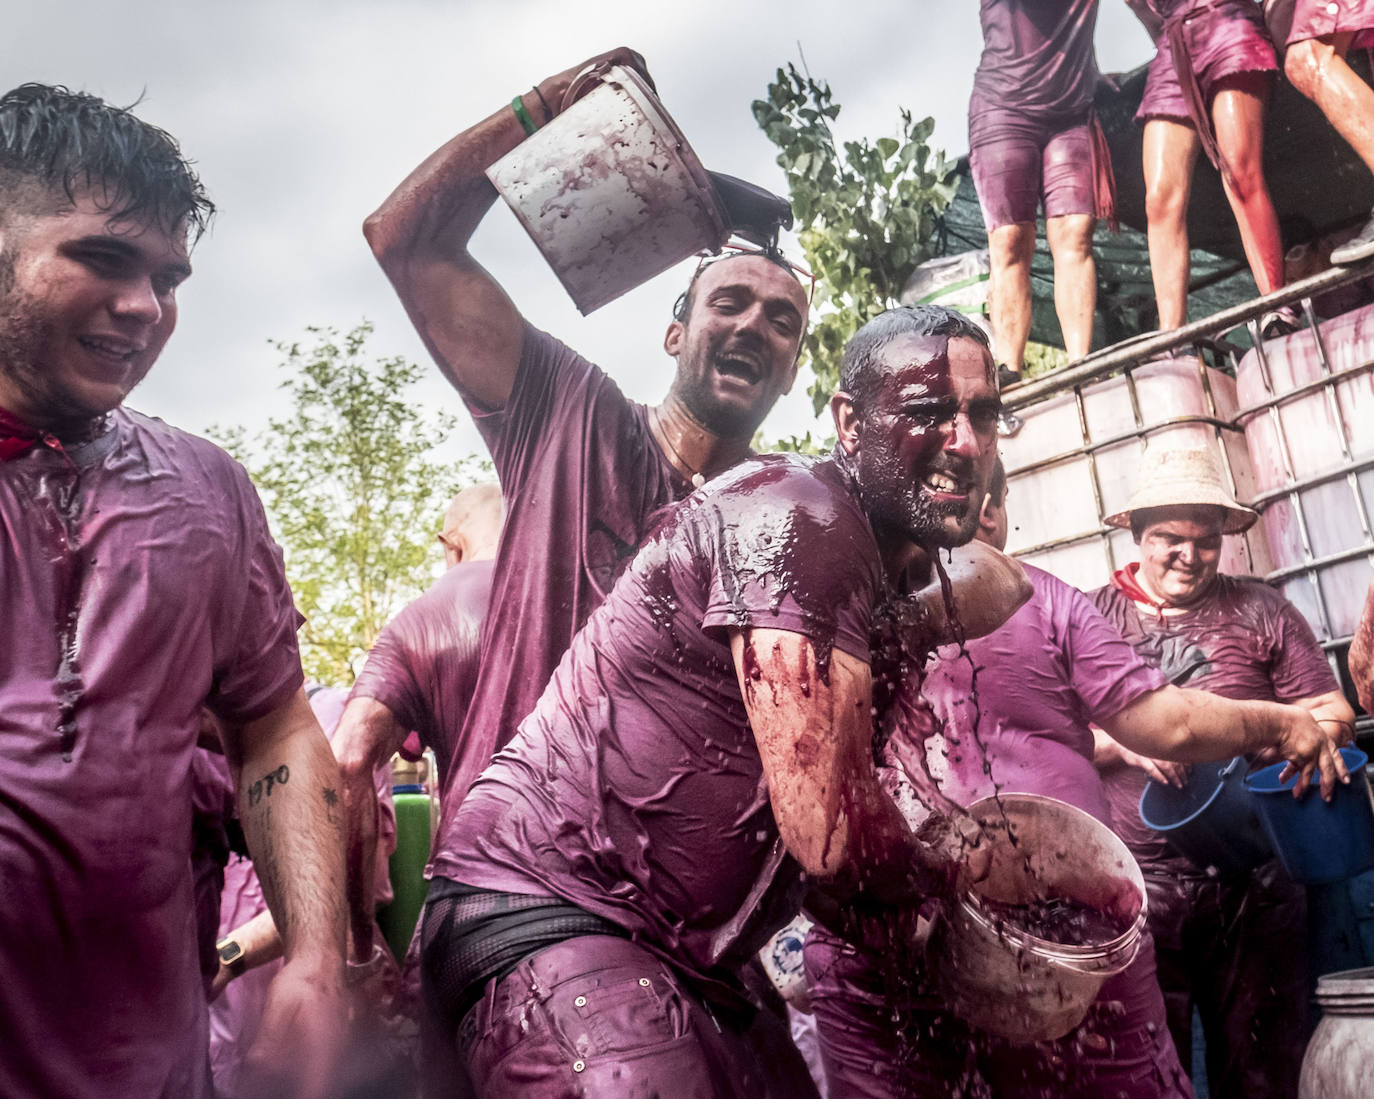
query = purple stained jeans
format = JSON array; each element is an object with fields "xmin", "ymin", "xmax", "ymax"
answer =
[
  {"xmin": 803, "ymin": 923, "xmax": 1192, "ymax": 1099},
  {"xmin": 448, "ymin": 935, "xmax": 818, "ymax": 1099}
]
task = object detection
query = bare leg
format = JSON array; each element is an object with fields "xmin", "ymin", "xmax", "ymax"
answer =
[
  {"xmin": 1285, "ymin": 34, "xmax": 1374, "ymax": 174},
  {"xmin": 987, "ymin": 222, "xmax": 1036, "ymax": 372},
  {"xmin": 1044, "ymin": 213, "xmax": 1096, "ymax": 359},
  {"xmin": 1211, "ymin": 76, "xmax": 1285, "ymax": 295},
  {"xmin": 1142, "ymin": 118, "xmax": 1202, "ymax": 330}
]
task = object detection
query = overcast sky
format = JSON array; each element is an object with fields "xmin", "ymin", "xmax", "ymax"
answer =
[{"xmin": 9, "ymin": 1, "xmax": 1155, "ymax": 461}]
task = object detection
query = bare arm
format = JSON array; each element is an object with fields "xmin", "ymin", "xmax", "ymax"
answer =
[
  {"xmin": 221, "ymin": 687, "xmax": 347, "ymax": 1096},
  {"xmin": 362, "ymin": 47, "xmax": 650, "ymax": 410},
  {"xmin": 1100, "ymin": 684, "xmax": 1348, "ymax": 799},
  {"xmin": 1291, "ymin": 688, "xmax": 1358, "ymax": 746},
  {"xmin": 731, "ymin": 629, "xmax": 968, "ymax": 905},
  {"xmin": 908, "ymin": 541, "xmax": 1032, "ymax": 645},
  {"xmin": 332, "ymin": 695, "xmax": 409, "ymax": 959},
  {"xmin": 1349, "ymin": 575, "xmax": 1374, "ymax": 714}
]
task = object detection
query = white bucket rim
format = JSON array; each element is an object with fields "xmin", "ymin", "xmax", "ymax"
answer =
[{"xmin": 960, "ymin": 793, "xmax": 1148, "ymax": 971}]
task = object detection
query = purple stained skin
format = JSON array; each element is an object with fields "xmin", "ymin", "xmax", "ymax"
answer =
[
  {"xmin": 349, "ymin": 558, "xmax": 493, "ymax": 784},
  {"xmin": 436, "ymin": 455, "xmax": 885, "ymax": 993},
  {"xmin": 0, "ymin": 409, "xmax": 303, "ymax": 1099}
]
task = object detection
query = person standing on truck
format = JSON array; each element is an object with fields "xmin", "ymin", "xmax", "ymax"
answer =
[
  {"xmin": 1125, "ymin": 0, "xmax": 1299, "ymax": 337},
  {"xmin": 969, "ymin": 0, "xmax": 1114, "ymax": 385}
]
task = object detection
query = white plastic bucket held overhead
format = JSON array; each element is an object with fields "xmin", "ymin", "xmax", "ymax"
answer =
[
  {"xmin": 928, "ymin": 794, "xmax": 1147, "ymax": 1044},
  {"xmin": 486, "ymin": 65, "xmax": 729, "ymax": 314}
]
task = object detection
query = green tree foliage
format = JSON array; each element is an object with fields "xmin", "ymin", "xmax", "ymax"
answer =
[
  {"xmin": 214, "ymin": 322, "xmax": 489, "ymax": 684},
  {"xmin": 753, "ymin": 64, "xmax": 960, "ymax": 414}
]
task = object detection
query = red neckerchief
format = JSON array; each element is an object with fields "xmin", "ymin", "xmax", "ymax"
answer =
[
  {"xmin": 1110, "ymin": 562, "xmax": 1168, "ymax": 625},
  {"xmin": 0, "ymin": 407, "xmax": 43, "ymax": 462}
]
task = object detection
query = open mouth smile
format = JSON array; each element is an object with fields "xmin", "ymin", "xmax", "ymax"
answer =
[{"xmin": 78, "ymin": 336, "xmax": 144, "ymax": 366}]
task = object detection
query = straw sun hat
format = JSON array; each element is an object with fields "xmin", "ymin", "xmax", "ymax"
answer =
[{"xmin": 1104, "ymin": 446, "xmax": 1258, "ymax": 534}]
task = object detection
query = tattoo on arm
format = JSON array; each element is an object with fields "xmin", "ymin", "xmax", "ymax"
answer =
[
  {"xmin": 247, "ymin": 764, "xmax": 290, "ymax": 806},
  {"xmin": 322, "ymin": 786, "xmax": 339, "ymax": 824}
]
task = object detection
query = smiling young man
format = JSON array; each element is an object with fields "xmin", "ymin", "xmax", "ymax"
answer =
[
  {"xmin": 1091, "ymin": 445, "xmax": 1354, "ymax": 1098},
  {"xmin": 410, "ymin": 305, "xmax": 1026, "ymax": 1096},
  {"xmin": 362, "ymin": 48, "xmax": 809, "ymax": 895},
  {"xmin": 0, "ymin": 85, "xmax": 347, "ymax": 1099}
]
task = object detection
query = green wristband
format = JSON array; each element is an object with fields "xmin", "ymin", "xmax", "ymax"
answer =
[{"xmin": 511, "ymin": 95, "xmax": 539, "ymax": 136}]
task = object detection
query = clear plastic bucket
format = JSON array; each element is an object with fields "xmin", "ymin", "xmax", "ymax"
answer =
[{"xmin": 929, "ymin": 794, "xmax": 1147, "ymax": 1044}]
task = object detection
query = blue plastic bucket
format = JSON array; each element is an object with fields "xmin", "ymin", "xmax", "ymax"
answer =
[
  {"xmin": 1140, "ymin": 756, "xmax": 1274, "ymax": 875},
  {"xmin": 1244, "ymin": 747, "xmax": 1374, "ymax": 885}
]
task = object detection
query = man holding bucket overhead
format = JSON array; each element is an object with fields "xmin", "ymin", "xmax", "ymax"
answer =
[
  {"xmin": 362, "ymin": 45, "xmax": 811, "ymax": 826},
  {"xmin": 1092, "ymin": 444, "xmax": 1356, "ymax": 1098}
]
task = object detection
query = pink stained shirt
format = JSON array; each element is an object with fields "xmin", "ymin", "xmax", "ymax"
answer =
[
  {"xmin": 1090, "ymin": 574, "xmax": 1340, "ymax": 864},
  {"xmin": 905, "ymin": 564, "xmax": 1167, "ymax": 824},
  {"xmin": 0, "ymin": 409, "xmax": 303, "ymax": 1099},
  {"xmin": 349, "ymin": 558, "xmax": 494, "ymax": 786}
]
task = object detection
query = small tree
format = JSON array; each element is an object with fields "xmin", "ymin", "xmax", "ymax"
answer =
[
  {"xmin": 754, "ymin": 64, "xmax": 960, "ymax": 414},
  {"xmin": 215, "ymin": 322, "xmax": 488, "ymax": 683}
]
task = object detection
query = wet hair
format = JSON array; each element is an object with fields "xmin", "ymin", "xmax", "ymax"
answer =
[
  {"xmin": 0, "ymin": 83, "xmax": 213, "ymax": 240},
  {"xmin": 839, "ymin": 304, "xmax": 992, "ymax": 412},
  {"xmin": 987, "ymin": 456, "xmax": 1007, "ymax": 508},
  {"xmin": 671, "ymin": 245, "xmax": 801, "ymax": 323}
]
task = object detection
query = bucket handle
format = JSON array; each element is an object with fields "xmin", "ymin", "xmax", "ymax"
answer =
[{"xmin": 561, "ymin": 61, "xmax": 629, "ymax": 112}]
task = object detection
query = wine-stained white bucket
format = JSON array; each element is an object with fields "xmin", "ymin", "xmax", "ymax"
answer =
[{"xmin": 487, "ymin": 65, "xmax": 729, "ymax": 314}]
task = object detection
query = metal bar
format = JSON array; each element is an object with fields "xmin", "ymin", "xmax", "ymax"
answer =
[
  {"xmin": 1003, "ymin": 258, "xmax": 1374, "ymax": 411},
  {"xmin": 1232, "ymin": 359, "xmax": 1374, "ymax": 424},
  {"xmin": 1004, "ymin": 413, "xmax": 1241, "ymax": 481},
  {"xmin": 1263, "ymin": 542, "xmax": 1374, "ymax": 583},
  {"xmin": 1248, "ymin": 454, "xmax": 1374, "ymax": 509}
]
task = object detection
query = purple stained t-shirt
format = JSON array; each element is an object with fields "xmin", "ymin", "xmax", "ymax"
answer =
[
  {"xmin": 1090, "ymin": 574, "xmax": 1340, "ymax": 864},
  {"xmin": 0, "ymin": 408, "xmax": 303, "ymax": 1099},
  {"xmin": 436, "ymin": 455, "xmax": 884, "ymax": 987},
  {"xmin": 349, "ymin": 558, "xmax": 494, "ymax": 786},
  {"xmin": 911, "ymin": 565, "xmax": 1166, "ymax": 825},
  {"xmin": 447, "ymin": 323, "xmax": 691, "ymax": 810},
  {"xmin": 970, "ymin": 0, "xmax": 1102, "ymax": 143}
]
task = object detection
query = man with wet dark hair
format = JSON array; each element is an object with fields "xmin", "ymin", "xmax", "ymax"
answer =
[
  {"xmin": 409, "ymin": 303, "xmax": 1030, "ymax": 1096},
  {"xmin": 0, "ymin": 84, "xmax": 346, "ymax": 1099}
]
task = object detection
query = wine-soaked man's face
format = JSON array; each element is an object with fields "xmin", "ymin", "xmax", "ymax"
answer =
[{"xmin": 851, "ymin": 333, "xmax": 1000, "ymax": 549}]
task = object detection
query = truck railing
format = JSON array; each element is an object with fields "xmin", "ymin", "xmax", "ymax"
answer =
[{"xmin": 999, "ymin": 256, "xmax": 1374, "ymax": 703}]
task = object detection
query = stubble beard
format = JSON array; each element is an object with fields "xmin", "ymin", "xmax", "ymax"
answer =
[{"xmin": 0, "ymin": 268, "xmax": 99, "ymax": 431}]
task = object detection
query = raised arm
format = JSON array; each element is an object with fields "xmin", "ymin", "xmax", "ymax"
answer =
[
  {"xmin": 731, "ymin": 629, "xmax": 971, "ymax": 906},
  {"xmin": 221, "ymin": 687, "xmax": 347, "ymax": 1097},
  {"xmin": 362, "ymin": 47, "xmax": 650, "ymax": 410},
  {"xmin": 1100, "ymin": 684, "xmax": 1348, "ymax": 799},
  {"xmin": 1349, "ymin": 574, "xmax": 1374, "ymax": 714},
  {"xmin": 332, "ymin": 695, "xmax": 409, "ymax": 959}
]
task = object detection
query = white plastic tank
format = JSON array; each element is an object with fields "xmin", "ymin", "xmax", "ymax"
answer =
[
  {"xmin": 1001, "ymin": 356, "xmax": 1270, "ymax": 594},
  {"xmin": 1235, "ymin": 303, "xmax": 1374, "ymax": 642}
]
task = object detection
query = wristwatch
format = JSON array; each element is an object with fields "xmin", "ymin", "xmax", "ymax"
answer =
[{"xmin": 216, "ymin": 937, "xmax": 246, "ymax": 976}]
